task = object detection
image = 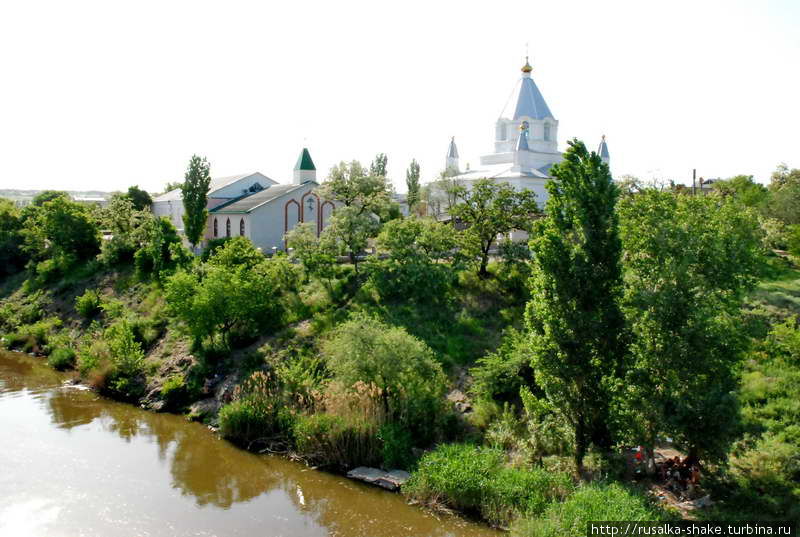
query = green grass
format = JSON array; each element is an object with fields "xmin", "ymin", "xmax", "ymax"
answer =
[
  {"xmin": 404, "ymin": 443, "xmax": 574, "ymax": 527},
  {"xmin": 511, "ymin": 482, "xmax": 672, "ymax": 537}
]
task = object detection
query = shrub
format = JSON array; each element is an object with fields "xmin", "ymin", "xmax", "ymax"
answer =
[
  {"xmin": 75, "ymin": 289, "xmax": 102, "ymax": 318},
  {"xmin": 404, "ymin": 443, "xmax": 573, "ymax": 527},
  {"xmin": 219, "ymin": 371, "xmax": 289, "ymax": 446},
  {"xmin": 103, "ymin": 320, "xmax": 146, "ymax": 400},
  {"xmin": 470, "ymin": 328, "xmax": 534, "ymax": 404},
  {"xmin": 378, "ymin": 423, "xmax": 414, "ymax": 470},
  {"xmin": 48, "ymin": 346, "xmax": 76, "ymax": 370},
  {"xmin": 292, "ymin": 413, "xmax": 382, "ymax": 469},
  {"xmin": 322, "ymin": 314, "xmax": 447, "ymax": 443},
  {"xmin": 511, "ymin": 482, "xmax": 668, "ymax": 537},
  {"xmin": 160, "ymin": 374, "xmax": 188, "ymax": 410}
]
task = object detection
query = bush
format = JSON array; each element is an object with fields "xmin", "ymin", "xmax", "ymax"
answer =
[
  {"xmin": 404, "ymin": 444, "xmax": 573, "ymax": 527},
  {"xmin": 48, "ymin": 346, "xmax": 76, "ymax": 370},
  {"xmin": 292, "ymin": 413, "xmax": 382, "ymax": 469},
  {"xmin": 102, "ymin": 320, "xmax": 146, "ymax": 400},
  {"xmin": 378, "ymin": 423, "xmax": 414, "ymax": 469},
  {"xmin": 470, "ymin": 328, "xmax": 535, "ymax": 404},
  {"xmin": 322, "ymin": 314, "xmax": 448, "ymax": 443},
  {"xmin": 511, "ymin": 482, "xmax": 668, "ymax": 537},
  {"xmin": 160, "ymin": 374, "xmax": 189, "ymax": 410},
  {"xmin": 219, "ymin": 371, "xmax": 290, "ymax": 446},
  {"xmin": 75, "ymin": 290, "xmax": 102, "ymax": 318}
]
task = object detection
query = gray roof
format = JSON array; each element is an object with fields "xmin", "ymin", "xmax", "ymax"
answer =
[
  {"xmin": 516, "ymin": 127, "xmax": 530, "ymax": 151},
  {"xmin": 501, "ymin": 75, "xmax": 555, "ymax": 121},
  {"xmin": 209, "ymin": 183, "xmax": 312, "ymax": 214},
  {"xmin": 598, "ymin": 136, "xmax": 610, "ymax": 159},
  {"xmin": 152, "ymin": 172, "xmax": 277, "ymax": 202},
  {"xmin": 447, "ymin": 137, "xmax": 459, "ymax": 159}
]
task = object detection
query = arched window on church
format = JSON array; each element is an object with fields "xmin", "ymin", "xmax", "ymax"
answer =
[
  {"xmin": 239, "ymin": 219, "xmax": 245, "ymax": 236},
  {"xmin": 226, "ymin": 218, "xmax": 231, "ymax": 237},
  {"xmin": 213, "ymin": 218, "xmax": 218, "ymax": 237},
  {"xmin": 498, "ymin": 123, "xmax": 507, "ymax": 141},
  {"xmin": 544, "ymin": 123, "xmax": 551, "ymax": 141}
]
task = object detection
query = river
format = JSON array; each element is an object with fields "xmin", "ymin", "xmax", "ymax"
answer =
[{"xmin": 0, "ymin": 351, "xmax": 499, "ymax": 537}]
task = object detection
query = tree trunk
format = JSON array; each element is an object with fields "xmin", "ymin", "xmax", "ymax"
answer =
[
  {"xmin": 479, "ymin": 243, "xmax": 491, "ymax": 278},
  {"xmin": 350, "ymin": 251, "xmax": 358, "ymax": 274},
  {"xmin": 574, "ymin": 418, "xmax": 586, "ymax": 477}
]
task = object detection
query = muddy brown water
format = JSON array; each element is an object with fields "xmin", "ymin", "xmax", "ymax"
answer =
[{"xmin": 0, "ymin": 351, "xmax": 499, "ymax": 537}]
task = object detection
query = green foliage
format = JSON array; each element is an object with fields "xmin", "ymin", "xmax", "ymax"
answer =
[
  {"xmin": 124, "ymin": 185, "xmax": 152, "ymax": 211},
  {"xmin": 405, "ymin": 159, "xmax": 421, "ymax": 211},
  {"xmin": 105, "ymin": 320, "xmax": 145, "ymax": 399},
  {"xmin": 470, "ymin": 328, "xmax": 534, "ymax": 404},
  {"xmin": 450, "ymin": 178, "xmax": 538, "ymax": 276},
  {"xmin": 219, "ymin": 371, "xmax": 290, "ymax": 445},
  {"xmin": 23, "ymin": 197, "xmax": 100, "ymax": 274},
  {"xmin": 160, "ymin": 374, "xmax": 190, "ymax": 410},
  {"xmin": 200, "ymin": 237, "xmax": 230, "ymax": 262},
  {"xmin": 767, "ymin": 164, "xmax": 800, "ymax": 225},
  {"xmin": 322, "ymin": 205, "xmax": 380, "ymax": 273},
  {"xmin": 713, "ymin": 174, "xmax": 769, "ymax": 209},
  {"xmin": 31, "ymin": 190, "xmax": 68, "ymax": 206},
  {"xmin": 206, "ymin": 236, "xmax": 264, "ymax": 269},
  {"xmin": 134, "ymin": 216, "xmax": 183, "ymax": 278},
  {"xmin": 526, "ymin": 139, "xmax": 626, "ymax": 469},
  {"xmin": 369, "ymin": 153, "xmax": 388, "ymax": 179},
  {"xmin": 317, "ymin": 160, "xmax": 390, "ymax": 217},
  {"xmin": 787, "ymin": 225, "xmax": 800, "ymax": 258},
  {"xmin": 285, "ymin": 223, "xmax": 337, "ymax": 286},
  {"xmin": 321, "ymin": 314, "xmax": 447, "ymax": 441},
  {"xmin": 512, "ymin": 482, "xmax": 668, "ymax": 537},
  {"xmin": 368, "ymin": 217, "xmax": 458, "ymax": 302},
  {"xmin": 719, "ymin": 318, "xmax": 800, "ymax": 518},
  {"xmin": 97, "ymin": 196, "xmax": 147, "ymax": 266},
  {"xmin": 165, "ymin": 239, "xmax": 293, "ymax": 347},
  {"xmin": 617, "ymin": 190, "xmax": 764, "ymax": 461},
  {"xmin": 75, "ymin": 289, "xmax": 102, "ymax": 318},
  {"xmin": 292, "ymin": 413, "xmax": 382, "ymax": 469},
  {"xmin": 181, "ymin": 155, "xmax": 212, "ymax": 248},
  {"xmin": 0, "ymin": 198, "xmax": 27, "ymax": 276},
  {"xmin": 48, "ymin": 346, "xmax": 76, "ymax": 370},
  {"xmin": 378, "ymin": 422, "xmax": 414, "ymax": 469},
  {"xmin": 405, "ymin": 444, "xmax": 574, "ymax": 526}
]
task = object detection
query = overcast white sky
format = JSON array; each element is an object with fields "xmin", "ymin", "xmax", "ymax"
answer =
[{"xmin": 0, "ymin": 0, "xmax": 798, "ymax": 194}]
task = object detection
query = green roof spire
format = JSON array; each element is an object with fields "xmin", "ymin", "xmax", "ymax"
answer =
[{"xmin": 294, "ymin": 147, "xmax": 316, "ymax": 171}]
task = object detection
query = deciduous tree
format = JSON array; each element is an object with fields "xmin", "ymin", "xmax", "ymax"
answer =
[
  {"xmin": 181, "ymin": 155, "xmax": 211, "ymax": 249},
  {"xmin": 406, "ymin": 159, "xmax": 421, "ymax": 212},
  {"xmin": 450, "ymin": 179, "xmax": 538, "ymax": 277},
  {"xmin": 525, "ymin": 139, "xmax": 626, "ymax": 472}
]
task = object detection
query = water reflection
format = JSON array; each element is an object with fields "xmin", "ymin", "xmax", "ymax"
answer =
[{"xmin": 1, "ymin": 351, "xmax": 499, "ymax": 537}]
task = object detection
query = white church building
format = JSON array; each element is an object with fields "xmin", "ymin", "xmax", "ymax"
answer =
[
  {"xmin": 443, "ymin": 57, "xmax": 610, "ymax": 209},
  {"xmin": 152, "ymin": 148, "xmax": 335, "ymax": 252}
]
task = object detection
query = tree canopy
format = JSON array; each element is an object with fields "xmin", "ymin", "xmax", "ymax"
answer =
[
  {"xmin": 450, "ymin": 178, "xmax": 538, "ymax": 277},
  {"xmin": 526, "ymin": 139, "xmax": 626, "ymax": 471},
  {"xmin": 181, "ymin": 155, "xmax": 212, "ymax": 248}
]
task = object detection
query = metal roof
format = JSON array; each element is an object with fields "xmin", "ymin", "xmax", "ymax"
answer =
[
  {"xmin": 447, "ymin": 137, "xmax": 459, "ymax": 159},
  {"xmin": 294, "ymin": 148, "xmax": 316, "ymax": 171},
  {"xmin": 152, "ymin": 172, "xmax": 278, "ymax": 202},
  {"xmin": 209, "ymin": 183, "xmax": 312, "ymax": 214},
  {"xmin": 500, "ymin": 75, "xmax": 555, "ymax": 121},
  {"xmin": 598, "ymin": 136, "xmax": 610, "ymax": 159}
]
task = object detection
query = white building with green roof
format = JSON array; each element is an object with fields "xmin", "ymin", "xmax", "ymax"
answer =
[{"xmin": 152, "ymin": 147, "xmax": 336, "ymax": 252}]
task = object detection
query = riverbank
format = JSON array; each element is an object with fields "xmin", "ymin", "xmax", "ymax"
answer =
[
  {"xmin": 3, "ymin": 243, "xmax": 799, "ymax": 532},
  {"xmin": 0, "ymin": 349, "xmax": 501, "ymax": 537}
]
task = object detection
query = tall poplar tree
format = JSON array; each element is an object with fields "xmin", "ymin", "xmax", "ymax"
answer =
[
  {"xmin": 526, "ymin": 139, "xmax": 626, "ymax": 473},
  {"xmin": 406, "ymin": 159, "xmax": 421, "ymax": 212},
  {"xmin": 181, "ymin": 155, "xmax": 211, "ymax": 249}
]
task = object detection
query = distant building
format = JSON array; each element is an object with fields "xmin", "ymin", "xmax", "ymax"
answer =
[
  {"xmin": 442, "ymin": 57, "xmax": 610, "ymax": 210},
  {"xmin": 72, "ymin": 196, "xmax": 109, "ymax": 208},
  {"xmin": 152, "ymin": 148, "xmax": 337, "ymax": 252}
]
